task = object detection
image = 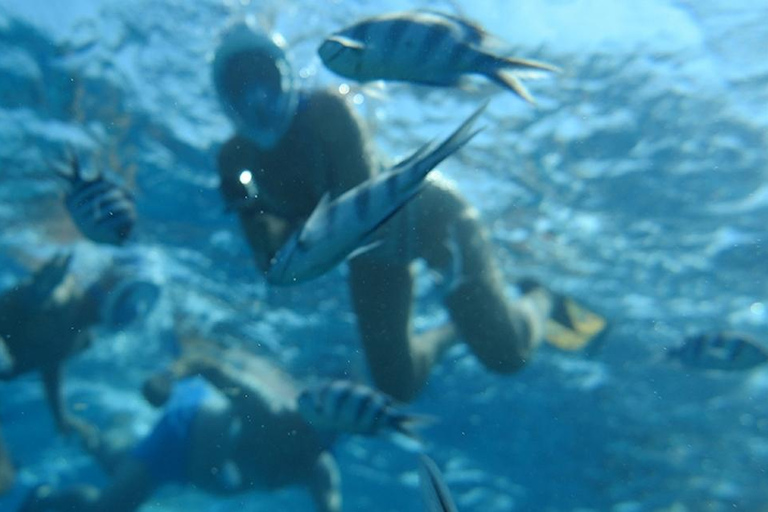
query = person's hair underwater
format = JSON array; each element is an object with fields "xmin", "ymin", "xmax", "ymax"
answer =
[
  {"xmin": 212, "ymin": 19, "xmax": 299, "ymax": 149},
  {"xmin": 142, "ymin": 371, "xmax": 175, "ymax": 408}
]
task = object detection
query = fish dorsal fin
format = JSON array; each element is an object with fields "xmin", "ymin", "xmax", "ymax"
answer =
[
  {"xmin": 300, "ymin": 193, "xmax": 332, "ymax": 245},
  {"xmin": 328, "ymin": 34, "xmax": 366, "ymax": 51},
  {"xmin": 416, "ymin": 9, "xmax": 486, "ymax": 44},
  {"xmin": 391, "ymin": 140, "xmax": 435, "ymax": 172}
]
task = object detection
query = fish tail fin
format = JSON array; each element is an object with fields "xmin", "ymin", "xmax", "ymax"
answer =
[
  {"xmin": 486, "ymin": 55, "xmax": 561, "ymax": 105},
  {"xmin": 500, "ymin": 55, "xmax": 562, "ymax": 74},
  {"xmin": 415, "ymin": 101, "xmax": 487, "ymax": 174}
]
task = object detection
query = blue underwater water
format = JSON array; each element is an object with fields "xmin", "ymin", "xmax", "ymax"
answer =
[{"xmin": 1, "ymin": 0, "xmax": 767, "ymax": 511}]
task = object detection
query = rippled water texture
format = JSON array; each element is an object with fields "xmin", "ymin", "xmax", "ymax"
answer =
[{"xmin": 1, "ymin": 1, "xmax": 766, "ymax": 511}]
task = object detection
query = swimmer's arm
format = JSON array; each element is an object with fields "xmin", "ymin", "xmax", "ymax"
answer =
[
  {"xmin": 174, "ymin": 356, "xmax": 272, "ymax": 412},
  {"xmin": 310, "ymin": 91, "xmax": 377, "ymax": 196},
  {"xmin": 217, "ymin": 139, "xmax": 293, "ymax": 272},
  {"xmin": 237, "ymin": 213, "xmax": 294, "ymax": 272}
]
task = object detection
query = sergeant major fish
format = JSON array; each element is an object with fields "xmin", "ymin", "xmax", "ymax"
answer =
[
  {"xmin": 266, "ymin": 101, "xmax": 486, "ymax": 285},
  {"xmin": 668, "ymin": 331, "xmax": 768, "ymax": 371},
  {"xmin": 418, "ymin": 454, "xmax": 459, "ymax": 512},
  {"xmin": 297, "ymin": 380, "xmax": 435, "ymax": 448},
  {"xmin": 56, "ymin": 151, "xmax": 136, "ymax": 246},
  {"xmin": 319, "ymin": 10, "xmax": 560, "ymax": 104}
]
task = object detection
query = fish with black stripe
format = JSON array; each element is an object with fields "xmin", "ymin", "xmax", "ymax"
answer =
[
  {"xmin": 319, "ymin": 9, "xmax": 560, "ymax": 104},
  {"xmin": 265, "ymin": 101, "xmax": 486, "ymax": 285},
  {"xmin": 668, "ymin": 331, "xmax": 768, "ymax": 371},
  {"xmin": 55, "ymin": 151, "xmax": 136, "ymax": 246},
  {"xmin": 297, "ymin": 380, "xmax": 436, "ymax": 448},
  {"xmin": 418, "ymin": 454, "xmax": 459, "ymax": 512}
]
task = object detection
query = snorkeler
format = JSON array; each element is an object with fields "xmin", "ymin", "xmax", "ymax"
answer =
[
  {"xmin": 0, "ymin": 252, "xmax": 100, "ymax": 433},
  {"xmin": 0, "ymin": 251, "xmax": 160, "ymax": 493},
  {"xmin": 21, "ymin": 335, "xmax": 341, "ymax": 512},
  {"xmin": 212, "ymin": 19, "xmax": 606, "ymax": 402}
]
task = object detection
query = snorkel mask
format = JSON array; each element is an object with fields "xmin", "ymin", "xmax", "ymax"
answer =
[{"xmin": 212, "ymin": 19, "xmax": 299, "ymax": 149}]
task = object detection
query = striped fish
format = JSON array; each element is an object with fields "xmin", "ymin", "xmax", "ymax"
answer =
[
  {"xmin": 265, "ymin": 102, "xmax": 486, "ymax": 285},
  {"xmin": 669, "ymin": 331, "xmax": 768, "ymax": 371},
  {"xmin": 56, "ymin": 152, "xmax": 136, "ymax": 246},
  {"xmin": 297, "ymin": 380, "xmax": 435, "ymax": 443},
  {"xmin": 418, "ymin": 454, "xmax": 459, "ymax": 512},
  {"xmin": 318, "ymin": 10, "xmax": 560, "ymax": 104}
]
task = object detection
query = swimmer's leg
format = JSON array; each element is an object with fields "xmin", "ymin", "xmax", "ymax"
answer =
[
  {"xmin": 348, "ymin": 258, "xmax": 455, "ymax": 402},
  {"xmin": 24, "ymin": 252, "xmax": 74, "ymax": 307},
  {"xmin": 307, "ymin": 451, "xmax": 341, "ymax": 512},
  {"xmin": 414, "ymin": 177, "xmax": 552, "ymax": 373},
  {"xmin": 41, "ymin": 364, "xmax": 69, "ymax": 433}
]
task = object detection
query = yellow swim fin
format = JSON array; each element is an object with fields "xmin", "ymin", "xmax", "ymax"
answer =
[{"xmin": 544, "ymin": 295, "xmax": 608, "ymax": 351}]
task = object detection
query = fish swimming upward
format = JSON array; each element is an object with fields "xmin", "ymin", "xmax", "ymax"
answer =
[
  {"xmin": 668, "ymin": 331, "xmax": 768, "ymax": 371},
  {"xmin": 266, "ymin": 102, "xmax": 486, "ymax": 285},
  {"xmin": 418, "ymin": 454, "xmax": 459, "ymax": 512},
  {"xmin": 56, "ymin": 151, "xmax": 136, "ymax": 246},
  {"xmin": 297, "ymin": 380, "xmax": 436, "ymax": 447},
  {"xmin": 318, "ymin": 10, "xmax": 560, "ymax": 104}
]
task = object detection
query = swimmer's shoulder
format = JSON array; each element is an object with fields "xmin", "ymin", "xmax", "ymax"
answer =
[{"xmin": 303, "ymin": 89, "xmax": 357, "ymax": 125}]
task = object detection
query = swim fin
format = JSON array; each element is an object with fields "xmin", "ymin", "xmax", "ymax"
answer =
[{"xmin": 544, "ymin": 294, "xmax": 608, "ymax": 352}]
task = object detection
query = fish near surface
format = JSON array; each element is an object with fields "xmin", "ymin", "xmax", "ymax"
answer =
[
  {"xmin": 56, "ymin": 151, "xmax": 136, "ymax": 246},
  {"xmin": 297, "ymin": 380, "xmax": 435, "ymax": 447},
  {"xmin": 319, "ymin": 10, "xmax": 560, "ymax": 104},
  {"xmin": 265, "ymin": 102, "xmax": 486, "ymax": 285},
  {"xmin": 668, "ymin": 331, "xmax": 768, "ymax": 371}
]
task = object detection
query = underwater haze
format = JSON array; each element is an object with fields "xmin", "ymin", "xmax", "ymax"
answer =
[{"xmin": 1, "ymin": 0, "xmax": 767, "ymax": 511}]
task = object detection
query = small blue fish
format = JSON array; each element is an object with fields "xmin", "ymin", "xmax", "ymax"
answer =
[
  {"xmin": 319, "ymin": 10, "xmax": 560, "ymax": 104},
  {"xmin": 297, "ymin": 380, "xmax": 435, "ymax": 445},
  {"xmin": 418, "ymin": 454, "xmax": 459, "ymax": 512},
  {"xmin": 266, "ymin": 102, "xmax": 486, "ymax": 285},
  {"xmin": 56, "ymin": 151, "xmax": 136, "ymax": 246},
  {"xmin": 669, "ymin": 331, "xmax": 768, "ymax": 371}
]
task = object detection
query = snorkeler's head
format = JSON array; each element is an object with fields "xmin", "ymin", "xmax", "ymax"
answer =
[
  {"xmin": 212, "ymin": 18, "xmax": 299, "ymax": 149},
  {"xmin": 142, "ymin": 371, "xmax": 175, "ymax": 408}
]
